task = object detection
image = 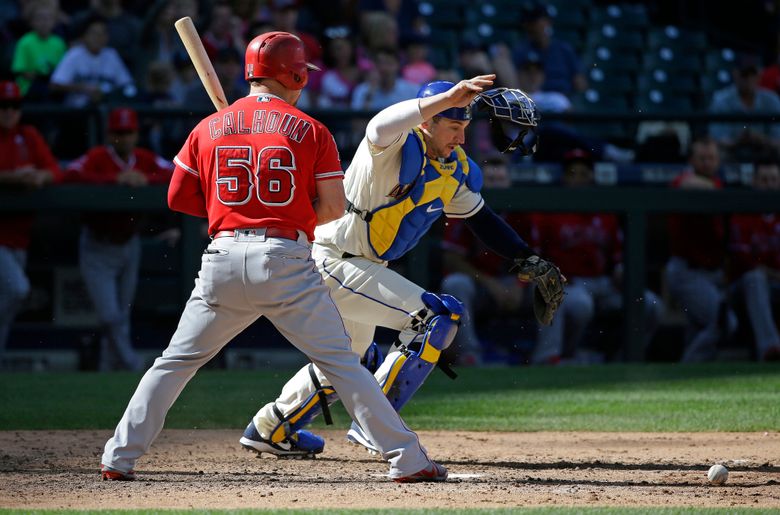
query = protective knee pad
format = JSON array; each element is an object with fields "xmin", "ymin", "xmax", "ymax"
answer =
[
  {"xmin": 267, "ymin": 343, "xmax": 385, "ymax": 442},
  {"xmin": 379, "ymin": 292, "xmax": 463, "ymax": 411}
]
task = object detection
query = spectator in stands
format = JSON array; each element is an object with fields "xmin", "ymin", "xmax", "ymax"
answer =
[
  {"xmin": 201, "ymin": 1, "xmax": 244, "ymax": 60},
  {"xmin": 459, "ymin": 40, "xmax": 493, "ymax": 78},
  {"xmin": 351, "ymin": 47, "xmax": 418, "ymax": 110},
  {"xmin": 138, "ymin": 0, "xmax": 196, "ymax": 75},
  {"xmin": 316, "ymin": 25, "xmax": 363, "ymax": 108},
  {"xmin": 493, "ymin": 0, "xmax": 586, "ymax": 95},
  {"xmin": 71, "ymin": 0, "xmax": 142, "ymax": 76},
  {"xmin": 65, "ymin": 107, "xmax": 173, "ymax": 371},
  {"xmin": 50, "ymin": 15, "xmax": 136, "ymax": 107},
  {"xmin": 729, "ymin": 158, "xmax": 780, "ymax": 361},
  {"xmin": 183, "ymin": 46, "xmax": 245, "ymax": 107},
  {"xmin": 11, "ymin": 3, "xmax": 66, "ymax": 99},
  {"xmin": 516, "ymin": 55, "xmax": 634, "ymax": 163},
  {"xmin": 359, "ymin": 10, "xmax": 399, "ymax": 57},
  {"xmin": 531, "ymin": 149, "xmax": 662, "ymax": 364},
  {"xmin": 359, "ymin": 0, "xmax": 421, "ymax": 43},
  {"xmin": 0, "ymin": 81, "xmax": 60, "ymax": 359},
  {"xmin": 268, "ymin": 0, "xmax": 322, "ymax": 64},
  {"xmin": 401, "ymin": 34, "xmax": 436, "ymax": 86},
  {"xmin": 440, "ymin": 152, "xmax": 530, "ymax": 365},
  {"xmin": 665, "ymin": 137, "xmax": 737, "ymax": 362},
  {"xmin": 710, "ymin": 53, "xmax": 780, "ymax": 160}
]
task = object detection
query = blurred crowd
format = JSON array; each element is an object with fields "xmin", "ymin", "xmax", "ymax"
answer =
[{"xmin": 1, "ymin": 0, "xmax": 780, "ymax": 368}]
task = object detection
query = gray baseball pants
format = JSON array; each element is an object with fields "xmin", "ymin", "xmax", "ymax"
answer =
[{"xmin": 102, "ymin": 230, "xmax": 430, "ymax": 478}]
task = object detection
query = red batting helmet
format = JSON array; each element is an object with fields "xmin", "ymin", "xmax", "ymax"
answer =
[{"xmin": 245, "ymin": 31, "xmax": 319, "ymax": 90}]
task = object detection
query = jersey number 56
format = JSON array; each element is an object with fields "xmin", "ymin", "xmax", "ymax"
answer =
[{"xmin": 215, "ymin": 145, "xmax": 296, "ymax": 206}]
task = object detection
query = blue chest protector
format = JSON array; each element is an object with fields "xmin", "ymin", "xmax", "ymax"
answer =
[{"xmin": 366, "ymin": 129, "xmax": 483, "ymax": 261}]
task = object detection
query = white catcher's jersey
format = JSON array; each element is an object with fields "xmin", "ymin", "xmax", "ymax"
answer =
[{"xmin": 314, "ymin": 130, "xmax": 485, "ymax": 261}]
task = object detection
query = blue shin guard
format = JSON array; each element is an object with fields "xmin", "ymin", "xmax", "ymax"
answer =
[{"xmin": 380, "ymin": 292, "xmax": 463, "ymax": 411}]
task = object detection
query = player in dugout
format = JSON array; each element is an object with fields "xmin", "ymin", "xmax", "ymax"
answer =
[
  {"xmin": 239, "ymin": 79, "xmax": 566, "ymax": 458},
  {"xmin": 0, "ymin": 81, "xmax": 60, "ymax": 361}
]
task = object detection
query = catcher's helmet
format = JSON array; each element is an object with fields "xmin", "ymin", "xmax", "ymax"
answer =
[
  {"xmin": 245, "ymin": 31, "xmax": 320, "ymax": 90},
  {"xmin": 417, "ymin": 81, "xmax": 472, "ymax": 121},
  {"xmin": 474, "ymin": 88, "xmax": 540, "ymax": 155}
]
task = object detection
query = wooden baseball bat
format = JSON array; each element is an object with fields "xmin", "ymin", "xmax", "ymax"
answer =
[{"xmin": 174, "ymin": 16, "xmax": 228, "ymax": 111}]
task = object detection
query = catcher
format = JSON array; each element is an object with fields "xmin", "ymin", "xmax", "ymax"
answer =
[{"xmin": 239, "ymin": 77, "xmax": 566, "ymax": 457}]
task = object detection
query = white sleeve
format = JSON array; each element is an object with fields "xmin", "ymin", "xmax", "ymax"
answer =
[
  {"xmin": 108, "ymin": 48, "xmax": 134, "ymax": 87},
  {"xmin": 366, "ymin": 98, "xmax": 423, "ymax": 148},
  {"xmin": 50, "ymin": 48, "xmax": 78, "ymax": 85}
]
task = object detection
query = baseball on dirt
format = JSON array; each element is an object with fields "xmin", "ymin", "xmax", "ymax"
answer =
[{"xmin": 707, "ymin": 464, "xmax": 728, "ymax": 485}]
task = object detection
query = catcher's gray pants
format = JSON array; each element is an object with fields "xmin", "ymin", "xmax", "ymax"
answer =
[
  {"xmin": 79, "ymin": 229, "xmax": 142, "ymax": 371},
  {"xmin": 0, "ymin": 246, "xmax": 29, "ymax": 355},
  {"xmin": 102, "ymin": 231, "xmax": 431, "ymax": 478}
]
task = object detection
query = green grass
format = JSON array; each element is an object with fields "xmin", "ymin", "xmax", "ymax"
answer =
[
  {"xmin": 1, "ymin": 509, "xmax": 778, "ymax": 515},
  {"xmin": 0, "ymin": 363, "xmax": 778, "ymax": 432}
]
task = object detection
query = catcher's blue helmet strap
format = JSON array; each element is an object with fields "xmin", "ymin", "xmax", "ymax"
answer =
[{"xmin": 417, "ymin": 81, "xmax": 473, "ymax": 120}]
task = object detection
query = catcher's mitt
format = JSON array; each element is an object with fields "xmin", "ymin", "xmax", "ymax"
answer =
[{"xmin": 513, "ymin": 255, "xmax": 566, "ymax": 326}]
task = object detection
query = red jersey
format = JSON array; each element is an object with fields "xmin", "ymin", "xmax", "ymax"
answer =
[
  {"xmin": 67, "ymin": 145, "xmax": 173, "ymax": 243},
  {"xmin": 0, "ymin": 124, "xmax": 61, "ymax": 249},
  {"xmin": 531, "ymin": 213, "xmax": 622, "ymax": 278},
  {"xmin": 442, "ymin": 213, "xmax": 532, "ymax": 276},
  {"xmin": 667, "ymin": 172, "xmax": 726, "ymax": 270},
  {"xmin": 170, "ymin": 94, "xmax": 343, "ymax": 240},
  {"xmin": 729, "ymin": 213, "xmax": 780, "ymax": 276}
]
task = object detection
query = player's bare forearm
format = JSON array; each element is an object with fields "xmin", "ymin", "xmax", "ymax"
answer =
[{"xmin": 314, "ymin": 178, "xmax": 346, "ymax": 225}]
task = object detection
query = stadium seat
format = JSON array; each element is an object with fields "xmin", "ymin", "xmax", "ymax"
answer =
[
  {"xmin": 588, "ymin": 67, "xmax": 634, "ymax": 95},
  {"xmin": 464, "ymin": 3, "xmax": 522, "ymax": 28},
  {"xmin": 586, "ymin": 24, "xmax": 644, "ymax": 53},
  {"xmin": 637, "ymin": 69, "xmax": 698, "ymax": 95},
  {"xmin": 572, "ymin": 89, "xmax": 632, "ymax": 139},
  {"xmin": 547, "ymin": 4, "xmax": 586, "ymax": 31},
  {"xmin": 584, "ymin": 46, "xmax": 641, "ymax": 75},
  {"xmin": 704, "ymin": 48, "xmax": 737, "ymax": 72},
  {"xmin": 590, "ymin": 4, "xmax": 649, "ymax": 30},
  {"xmin": 647, "ymin": 26, "xmax": 708, "ymax": 52},
  {"xmin": 643, "ymin": 48, "xmax": 702, "ymax": 73},
  {"xmin": 417, "ymin": 0, "xmax": 466, "ymax": 28},
  {"xmin": 635, "ymin": 89, "xmax": 694, "ymax": 113},
  {"xmin": 461, "ymin": 25, "xmax": 518, "ymax": 49}
]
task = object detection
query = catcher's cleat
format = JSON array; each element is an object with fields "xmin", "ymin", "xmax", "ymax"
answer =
[
  {"xmin": 239, "ymin": 421, "xmax": 324, "ymax": 458},
  {"xmin": 393, "ymin": 461, "xmax": 448, "ymax": 483},
  {"xmin": 100, "ymin": 464, "xmax": 136, "ymax": 481},
  {"xmin": 346, "ymin": 422, "xmax": 380, "ymax": 456}
]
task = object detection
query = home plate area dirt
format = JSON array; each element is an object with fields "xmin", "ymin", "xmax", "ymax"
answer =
[{"xmin": 1, "ymin": 430, "xmax": 778, "ymax": 510}]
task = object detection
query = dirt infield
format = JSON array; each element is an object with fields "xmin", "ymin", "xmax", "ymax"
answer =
[{"xmin": 1, "ymin": 429, "xmax": 778, "ymax": 510}]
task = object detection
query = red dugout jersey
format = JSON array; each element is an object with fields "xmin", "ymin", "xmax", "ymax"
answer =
[
  {"xmin": 170, "ymin": 94, "xmax": 343, "ymax": 240},
  {"xmin": 66, "ymin": 146, "xmax": 173, "ymax": 185},
  {"xmin": 667, "ymin": 172, "xmax": 726, "ymax": 270},
  {"xmin": 729, "ymin": 213, "xmax": 780, "ymax": 276},
  {"xmin": 531, "ymin": 213, "xmax": 622, "ymax": 278},
  {"xmin": 0, "ymin": 124, "xmax": 61, "ymax": 249},
  {"xmin": 66, "ymin": 145, "xmax": 173, "ymax": 243}
]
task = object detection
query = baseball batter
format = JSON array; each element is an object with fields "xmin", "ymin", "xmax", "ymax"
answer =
[
  {"xmin": 240, "ymin": 81, "xmax": 565, "ymax": 457},
  {"xmin": 101, "ymin": 31, "xmax": 446, "ymax": 483}
]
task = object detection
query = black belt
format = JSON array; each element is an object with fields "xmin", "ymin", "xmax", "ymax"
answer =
[{"xmin": 341, "ymin": 252, "xmax": 357, "ymax": 259}]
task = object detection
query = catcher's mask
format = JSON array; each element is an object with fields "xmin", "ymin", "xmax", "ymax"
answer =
[{"xmin": 474, "ymin": 88, "xmax": 539, "ymax": 155}]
